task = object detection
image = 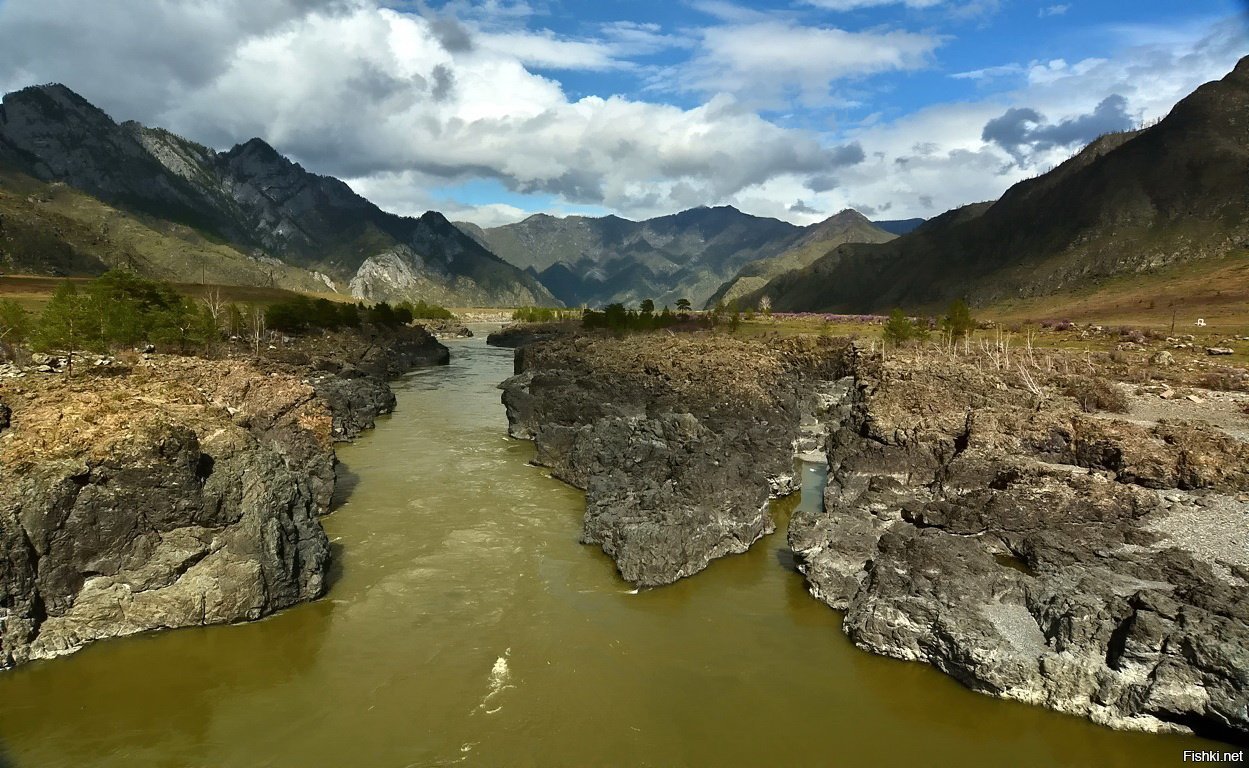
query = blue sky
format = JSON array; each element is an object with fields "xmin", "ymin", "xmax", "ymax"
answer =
[{"xmin": 0, "ymin": 0, "xmax": 1246, "ymax": 225}]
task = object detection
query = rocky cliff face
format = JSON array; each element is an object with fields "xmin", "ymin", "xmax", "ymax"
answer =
[
  {"xmin": 0, "ymin": 359, "xmax": 332, "ymax": 667},
  {"xmin": 500, "ymin": 333, "xmax": 850, "ymax": 586},
  {"xmin": 0, "ymin": 326, "xmax": 448, "ymax": 669},
  {"xmin": 792, "ymin": 351, "xmax": 1249, "ymax": 742},
  {"xmin": 0, "ymin": 84, "xmax": 555, "ymax": 306}
]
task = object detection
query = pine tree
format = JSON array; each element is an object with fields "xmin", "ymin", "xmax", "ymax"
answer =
[
  {"xmin": 34, "ymin": 283, "xmax": 102, "ymax": 375},
  {"xmin": 940, "ymin": 299, "xmax": 976, "ymax": 340},
  {"xmin": 0, "ymin": 300, "xmax": 30, "ymax": 344}
]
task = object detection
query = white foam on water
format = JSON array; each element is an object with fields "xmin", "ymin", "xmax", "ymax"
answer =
[{"xmin": 474, "ymin": 648, "xmax": 514, "ymax": 715}]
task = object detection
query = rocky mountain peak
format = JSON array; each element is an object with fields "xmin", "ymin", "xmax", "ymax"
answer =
[
  {"xmin": 223, "ymin": 137, "xmax": 287, "ymax": 168},
  {"xmin": 0, "ymin": 83, "xmax": 116, "ymax": 134},
  {"xmin": 824, "ymin": 208, "xmax": 872, "ymax": 225}
]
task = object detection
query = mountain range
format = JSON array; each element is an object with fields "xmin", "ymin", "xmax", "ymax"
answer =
[
  {"xmin": 458, "ymin": 206, "xmax": 898, "ymax": 309},
  {"xmin": 0, "ymin": 84, "xmax": 556, "ymax": 307},
  {"xmin": 2, "ymin": 53, "xmax": 1245, "ymax": 319},
  {"xmin": 741, "ymin": 56, "xmax": 1249, "ymax": 314}
]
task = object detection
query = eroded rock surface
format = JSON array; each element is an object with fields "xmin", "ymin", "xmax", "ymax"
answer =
[
  {"xmin": 500, "ymin": 333, "xmax": 850, "ymax": 586},
  {"xmin": 0, "ymin": 325, "xmax": 448, "ymax": 669},
  {"xmin": 791, "ymin": 352, "xmax": 1249, "ymax": 742},
  {"xmin": 503, "ymin": 329, "xmax": 1249, "ymax": 742}
]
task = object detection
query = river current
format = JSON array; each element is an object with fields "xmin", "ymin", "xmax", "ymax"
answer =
[{"xmin": 0, "ymin": 334, "xmax": 1218, "ymax": 766}]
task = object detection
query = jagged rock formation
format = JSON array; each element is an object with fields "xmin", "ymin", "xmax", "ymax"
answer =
[
  {"xmin": 0, "ymin": 84, "xmax": 555, "ymax": 306},
  {"xmin": 0, "ymin": 326, "xmax": 448, "ymax": 669},
  {"xmin": 745, "ymin": 56, "xmax": 1249, "ymax": 313},
  {"xmin": 790, "ymin": 350, "xmax": 1249, "ymax": 742},
  {"xmin": 705, "ymin": 209, "xmax": 896, "ymax": 308},
  {"xmin": 499, "ymin": 333, "xmax": 849, "ymax": 586}
]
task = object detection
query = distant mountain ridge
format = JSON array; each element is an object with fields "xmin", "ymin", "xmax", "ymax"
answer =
[
  {"xmin": 458, "ymin": 206, "xmax": 804, "ymax": 309},
  {"xmin": 742, "ymin": 56, "xmax": 1249, "ymax": 313},
  {"xmin": 0, "ymin": 84, "xmax": 556, "ymax": 306},
  {"xmin": 460, "ymin": 206, "xmax": 900, "ymax": 309},
  {"xmin": 873, "ymin": 218, "xmax": 925, "ymax": 236},
  {"xmin": 705, "ymin": 209, "xmax": 896, "ymax": 307}
]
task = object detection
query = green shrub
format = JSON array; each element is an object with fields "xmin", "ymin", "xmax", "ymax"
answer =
[
  {"xmin": 941, "ymin": 299, "xmax": 976, "ymax": 340},
  {"xmin": 582, "ymin": 302, "xmax": 687, "ymax": 333},
  {"xmin": 400, "ymin": 300, "xmax": 455, "ymax": 320},
  {"xmin": 0, "ymin": 300, "xmax": 31, "ymax": 344},
  {"xmin": 882, "ymin": 308, "xmax": 928, "ymax": 346},
  {"xmin": 33, "ymin": 271, "xmax": 218, "ymax": 362}
]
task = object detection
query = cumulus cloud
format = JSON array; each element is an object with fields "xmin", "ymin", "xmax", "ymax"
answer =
[
  {"xmin": 0, "ymin": 0, "xmax": 860, "ymax": 220},
  {"xmin": 981, "ymin": 94, "xmax": 1134, "ymax": 163},
  {"xmin": 0, "ymin": 0, "xmax": 1241, "ymax": 228}
]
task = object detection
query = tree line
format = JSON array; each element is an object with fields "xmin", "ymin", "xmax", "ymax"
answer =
[
  {"xmin": 0, "ymin": 271, "xmax": 456, "ymax": 374},
  {"xmin": 882, "ymin": 299, "xmax": 977, "ymax": 346}
]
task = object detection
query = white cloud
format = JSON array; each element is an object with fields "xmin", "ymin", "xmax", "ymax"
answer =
[
  {"xmin": 786, "ymin": 15, "xmax": 1249, "ymax": 220},
  {"xmin": 0, "ymin": 0, "xmax": 1243, "ymax": 230},
  {"xmin": 668, "ymin": 21, "xmax": 942, "ymax": 107},
  {"xmin": 0, "ymin": 0, "xmax": 863, "ymax": 222},
  {"xmin": 1039, "ymin": 4, "xmax": 1070, "ymax": 18}
]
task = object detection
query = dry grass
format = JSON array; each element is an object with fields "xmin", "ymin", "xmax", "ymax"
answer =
[
  {"xmin": 985, "ymin": 251, "xmax": 1249, "ymax": 335},
  {"xmin": 1198, "ymin": 369, "xmax": 1249, "ymax": 392},
  {"xmin": 1059, "ymin": 375, "xmax": 1131, "ymax": 413}
]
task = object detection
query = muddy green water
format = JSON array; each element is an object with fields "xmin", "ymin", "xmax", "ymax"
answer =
[{"xmin": 0, "ymin": 336, "xmax": 1221, "ymax": 767}]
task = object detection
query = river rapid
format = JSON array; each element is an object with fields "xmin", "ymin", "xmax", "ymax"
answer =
[{"xmin": 0, "ymin": 334, "xmax": 1219, "ymax": 767}]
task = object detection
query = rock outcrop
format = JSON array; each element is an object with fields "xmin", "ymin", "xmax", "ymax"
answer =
[
  {"xmin": 0, "ymin": 360, "xmax": 331, "ymax": 667},
  {"xmin": 0, "ymin": 325, "xmax": 448, "ymax": 669},
  {"xmin": 485, "ymin": 322, "xmax": 576, "ymax": 349},
  {"xmin": 790, "ymin": 350, "xmax": 1249, "ymax": 742},
  {"xmin": 500, "ymin": 333, "xmax": 850, "ymax": 586},
  {"xmin": 502, "ymin": 330, "xmax": 1249, "ymax": 742}
]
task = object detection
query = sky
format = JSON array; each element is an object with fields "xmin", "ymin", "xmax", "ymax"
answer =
[{"xmin": 0, "ymin": 0, "xmax": 1245, "ymax": 227}]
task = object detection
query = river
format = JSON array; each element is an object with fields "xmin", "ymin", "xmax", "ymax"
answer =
[{"xmin": 0, "ymin": 334, "xmax": 1220, "ymax": 767}]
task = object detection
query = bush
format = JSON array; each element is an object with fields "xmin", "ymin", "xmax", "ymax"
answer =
[
  {"xmin": 513, "ymin": 306, "xmax": 581, "ymax": 323},
  {"xmin": 582, "ymin": 302, "xmax": 686, "ymax": 333},
  {"xmin": 401, "ymin": 300, "xmax": 455, "ymax": 320},
  {"xmin": 882, "ymin": 308, "xmax": 928, "ymax": 346},
  {"xmin": 0, "ymin": 299, "xmax": 31, "ymax": 344},
  {"xmin": 940, "ymin": 299, "xmax": 976, "ymax": 339},
  {"xmin": 1199, "ymin": 370, "xmax": 1249, "ymax": 392},
  {"xmin": 1061, "ymin": 376, "xmax": 1130, "ymax": 413}
]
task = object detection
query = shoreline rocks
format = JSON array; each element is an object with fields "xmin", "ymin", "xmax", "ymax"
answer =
[
  {"xmin": 0, "ymin": 324, "xmax": 448, "ymax": 669},
  {"xmin": 792, "ymin": 352, "xmax": 1249, "ymax": 743},
  {"xmin": 500, "ymin": 332, "xmax": 850, "ymax": 587},
  {"xmin": 486, "ymin": 322, "xmax": 577, "ymax": 349}
]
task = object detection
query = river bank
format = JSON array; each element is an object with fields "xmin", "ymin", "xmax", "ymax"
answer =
[
  {"xmin": 0, "ymin": 324, "xmax": 448, "ymax": 669},
  {"xmin": 0, "ymin": 334, "xmax": 1224, "ymax": 767},
  {"xmin": 499, "ymin": 329, "xmax": 1249, "ymax": 744}
]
